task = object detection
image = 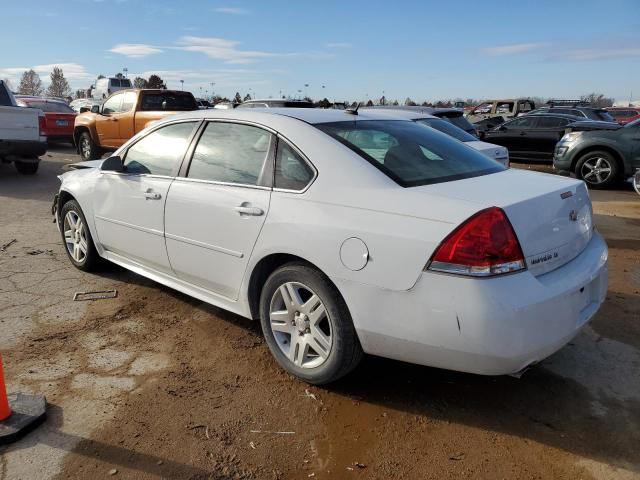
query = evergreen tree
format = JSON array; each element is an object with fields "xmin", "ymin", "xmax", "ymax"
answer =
[
  {"xmin": 46, "ymin": 66, "xmax": 71, "ymax": 98},
  {"xmin": 133, "ymin": 76, "xmax": 148, "ymax": 88},
  {"xmin": 234, "ymin": 92, "xmax": 243, "ymax": 103},
  {"xmin": 243, "ymin": 93, "xmax": 252, "ymax": 102},
  {"xmin": 147, "ymin": 74, "xmax": 166, "ymax": 89}
]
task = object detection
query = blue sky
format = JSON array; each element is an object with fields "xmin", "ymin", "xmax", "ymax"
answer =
[{"xmin": 2, "ymin": 0, "xmax": 639, "ymax": 102}]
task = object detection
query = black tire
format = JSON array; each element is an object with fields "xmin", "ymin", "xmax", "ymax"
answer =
[
  {"xmin": 575, "ymin": 150, "xmax": 619, "ymax": 189},
  {"xmin": 259, "ymin": 262, "xmax": 363, "ymax": 384},
  {"xmin": 15, "ymin": 160, "xmax": 39, "ymax": 175},
  {"xmin": 78, "ymin": 132, "xmax": 102, "ymax": 161},
  {"xmin": 59, "ymin": 200, "xmax": 102, "ymax": 271}
]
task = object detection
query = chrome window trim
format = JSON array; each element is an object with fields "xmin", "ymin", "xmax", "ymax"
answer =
[{"xmin": 171, "ymin": 176, "xmax": 272, "ymax": 191}]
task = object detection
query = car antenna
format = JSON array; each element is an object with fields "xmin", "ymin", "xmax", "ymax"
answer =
[{"xmin": 346, "ymin": 102, "xmax": 361, "ymax": 115}]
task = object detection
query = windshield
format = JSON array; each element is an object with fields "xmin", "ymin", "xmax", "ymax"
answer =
[
  {"xmin": 417, "ymin": 118, "xmax": 477, "ymax": 142},
  {"xmin": 624, "ymin": 118, "xmax": 640, "ymax": 128},
  {"xmin": 316, "ymin": 120, "xmax": 504, "ymax": 187}
]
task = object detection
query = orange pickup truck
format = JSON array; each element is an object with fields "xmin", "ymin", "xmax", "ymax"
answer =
[{"xmin": 73, "ymin": 89, "xmax": 198, "ymax": 160}]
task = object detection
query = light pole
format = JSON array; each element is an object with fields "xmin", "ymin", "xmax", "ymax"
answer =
[
  {"xmin": 123, "ymin": 67, "xmax": 128, "ymax": 78},
  {"xmin": 210, "ymin": 82, "xmax": 215, "ymax": 98},
  {"xmin": 180, "ymin": 80, "xmax": 184, "ymax": 91}
]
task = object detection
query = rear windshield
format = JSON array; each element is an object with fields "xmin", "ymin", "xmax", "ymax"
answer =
[
  {"xmin": 316, "ymin": 120, "xmax": 504, "ymax": 187},
  {"xmin": 140, "ymin": 92, "xmax": 198, "ymax": 111},
  {"xmin": 608, "ymin": 110, "xmax": 636, "ymax": 118},
  {"xmin": 417, "ymin": 118, "xmax": 477, "ymax": 142},
  {"xmin": 434, "ymin": 112, "xmax": 476, "ymax": 134},
  {"xmin": 25, "ymin": 101, "xmax": 74, "ymax": 113}
]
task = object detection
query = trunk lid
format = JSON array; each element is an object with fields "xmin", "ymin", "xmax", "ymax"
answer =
[{"xmin": 417, "ymin": 169, "xmax": 594, "ymax": 276}]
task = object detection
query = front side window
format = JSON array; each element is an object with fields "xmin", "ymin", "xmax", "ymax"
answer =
[
  {"xmin": 274, "ymin": 141, "xmax": 314, "ymax": 190},
  {"xmin": 120, "ymin": 91, "xmax": 137, "ymax": 112},
  {"xmin": 317, "ymin": 120, "xmax": 504, "ymax": 187},
  {"xmin": 535, "ymin": 117, "xmax": 568, "ymax": 128},
  {"xmin": 188, "ymin": 122, "xmax": 274, "ymax": 186},
  {"xmin": 473, "ymin": 102, "xmax": 492, "ymax": 114},
  {"xmin": 124, "ymin": 122, "xmax": 196, "ymax": 176},
  {"xmin": 496, "ymin": 102, "xmax": 514, "ymax": 114},
  {"xmin": 102, "ymin": 94, "xmax": 123, "ymax": 114},
  {"xmin": 111, "ymin": 79, "xmax": 121, "ymax": 87},
  {"xmin": 506, "ymin": 117, "xmax": 537, "ymax": 129}
]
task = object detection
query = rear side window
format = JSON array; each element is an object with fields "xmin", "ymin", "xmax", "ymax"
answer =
[
  {"xmin": 0, "ymin": 83, "xmax": 12, "ymax": 106},
  {"xmin": 124, "ymin": 122, "xmax": 196, "ymax": 176},
  {"xmin": 188, "ymin": 122, "xmax": 274, "ymax": 186},
  {"xmin": 140, "ymin": 92, "xmax": 197, "ymax": 111},
  {"xmin": 506, "ymin": 117, "xmax": 537, "ymax": 128},
  {"xmin": 111, "ymin": 79, "xmax": 121, "ymax": 87},
  {"xmin": 496, "ymin": 102, "xmax": 514, "ymax": 114},
  {"xmin": 593, "ymin": 110, "xmax": 615, "ymax": 122},
  {"xmin": 317, "ymin": 120, "xmax": 504, "ymax": 187},
  {"xmin": 274, "ymin": 141, "xmax": 314, "ymax": 190}
]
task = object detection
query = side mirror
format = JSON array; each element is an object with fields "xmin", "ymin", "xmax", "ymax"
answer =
[
  {"xmin": 101, "ymin": 155, "xmax": 123, "ymax": 172},
  {"xmin": 91, "ymin": 105, "xmax": 101, "ymax": 114},
  {"xmin": 498, "ymin": 125, "xmax": 508, "ymax": 132}
]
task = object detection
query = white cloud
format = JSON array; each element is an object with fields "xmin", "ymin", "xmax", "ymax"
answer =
[
  {"xmin": 214, "ymin": 7, "xmax": 250, "ymax": 14},
  {"xmin": 0, "ymin": 63, "xmax": 94, "ymax": 89},
  {"xmin": 482, "ymin": 43, "xmax": 547, "ymax": 56},
  {"xmin": 325, "ymin": 42, "xmax": 352, "ymax": 49},
  {"xmin": 176, "ymin": 36, "xmax": 283, "ymax": 64},
  {"xmin": 109, "ymin": 43, "xmax": 163, "ymax": 58},
  {"xmin": 552, "ymin": 47, "xmax": 640, "ymax": 62}
]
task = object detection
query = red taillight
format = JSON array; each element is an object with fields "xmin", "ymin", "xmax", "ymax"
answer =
[
  {"xmin": 38, "ymin": 114, "xmax": 46, "ymax": 135},
  {"xmin": 428, "ymin": 207, "xmax": 525, "ymax": 277}
]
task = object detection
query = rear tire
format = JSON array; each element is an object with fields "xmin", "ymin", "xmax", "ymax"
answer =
[
  {"xmin": 575, "ymin": 150, "xmax": 619, "ymax": 189},
  {"xmin": 259, "ymin": 262, "xmax": 363, "ymax": 384},
  {"xmin": 15, "ymin": 160, "xmax": 39, "ymax": 175},
  {"xmin": 78, "ymin": 132, "xmax": 102, "ymax": 161},
  {"xmin": 59, "ymin": 200, "xmax": 102, "ymax": 271}
]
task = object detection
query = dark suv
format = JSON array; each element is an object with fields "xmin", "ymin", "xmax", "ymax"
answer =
[
  {"xmin": 529, "ymin": 101, "xmax": 615, "ymax": 123},
  {"xmin": 553, "ymin": 118, "xmax": 640, "ymax": 188}
]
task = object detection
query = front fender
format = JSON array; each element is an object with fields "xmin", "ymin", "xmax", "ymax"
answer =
[{"xmin": 57, "ymin": 169, "xmax": 104, "ymax": 255}]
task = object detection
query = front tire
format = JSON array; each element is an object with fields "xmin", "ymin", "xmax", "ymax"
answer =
[
  {"xmin": 259, "ymin": 263, "xmax": 363, "ymax": 384},
  {"xmin": 78, "ymin": 132, "xmax": 102, "ymax": 161},
  {"xmin": 15, "ymin": 160, "xmax": 39, "ymax": 175},
  {"xmin": 60, "ymin": 200, "xmax": 101, "ymax": 271},
  {"xmin": 575, "ymin": 151, "xmax": 619, "ymax": 189}
]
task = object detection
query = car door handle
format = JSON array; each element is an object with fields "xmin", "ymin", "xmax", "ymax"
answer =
[
  {"xmin": 144, "ymin": 190, "xmax": 161, "ymax": 200},
  {"xmin": 235, "ymin": 205, "xmax": 264, "ymax": 216},
  {"xmin": 519, "ymin": 132, "xmax": 527, "ymax": 136}
]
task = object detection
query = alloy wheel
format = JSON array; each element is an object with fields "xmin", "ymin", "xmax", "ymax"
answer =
[
  {"xmin": 581, "ymin": 156, "xmax": 612, "ymax": 185},
  {"xmin": 63, "ymin": 210, "xmax": 88, "ymax": 263},
  {"xmin": 81, "ymin": 137, "xmax": 91, "ymax": 159},
  {"xmin": 269, "ymin": 282, "xmax": 333, "ymax": 369}
]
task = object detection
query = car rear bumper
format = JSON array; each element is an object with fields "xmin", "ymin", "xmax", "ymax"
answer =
[
  {"xmin": 0, "ymin": 139, "xmax": 47, "ymax": 159},
  {"xmin": 336, "ymin": 231, "xmax": 608, "ymax": 376}
]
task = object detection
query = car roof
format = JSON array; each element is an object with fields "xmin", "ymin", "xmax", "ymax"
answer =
[
  {"xmin": 361, "ymin": 108, "xmax": 437, "ymax": 120},
  {"xmin": 165, "ymin": 107, "xmax": 417, "ymax": 126},
  {"xmin": 525, "ymin": 112, "xmax": 584, "ymax": 120}
]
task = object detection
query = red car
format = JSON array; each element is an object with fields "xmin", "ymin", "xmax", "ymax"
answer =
[
  {"xmin": 606, "ymin": 107, "xmax": 640, "ymax": 125},
  {"xmin": 15, "ymin": 97, "xmax": 77, "ymax": 143}
]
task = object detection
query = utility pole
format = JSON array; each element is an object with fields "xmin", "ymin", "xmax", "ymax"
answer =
[{"xmin": 180, "ymin": 79, "xmax": 184, "ymax": 91}]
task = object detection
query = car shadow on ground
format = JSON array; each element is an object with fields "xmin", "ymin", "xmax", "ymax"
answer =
[{"xmin": 0, "ymin": 404, "xmax": 214, "ymax": 478}]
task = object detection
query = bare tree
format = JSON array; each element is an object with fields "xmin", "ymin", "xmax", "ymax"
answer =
[
  {"xmin": 580, "ymin": 93, "xmax": 614, "ymax": 108},
  {"xmin": 404, "ymin": 97, "xmax": 416, "ymax": 106},
  {"xmin": 46, "ymin": 66, "xmax": 71, "ymax": 98},
  {"xmin": 18, "ymin": 69, "xmax": 44, "ymax": 96},
  {"xmin": 133, "ymin": 76, "xmax": 148, "ymax": 88}
]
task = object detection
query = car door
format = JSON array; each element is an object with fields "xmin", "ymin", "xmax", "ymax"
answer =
[
  {"xmin": 116, "ymin": 90, "xmax": 138, "ymax": 146},
  {"xmin": 164, "ymin": 121, "xmax": 275, "ymax": 300},
  {"xmin": 93, "ymin": 121, "xmax": 198, "ymax": 274},
  {"xmin": 527, "ymin": 116, "xmax": 569, "ymax": 160},
  {"xmin": 95, "ymin": 93, "xmax": 124, "ymax": 148},
  {"xmin": 484, "ymin": 117, "xmax": 530, "ymax": 155}
]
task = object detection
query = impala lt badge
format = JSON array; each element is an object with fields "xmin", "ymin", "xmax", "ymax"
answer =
[{"xmin": 569, "ymin": 210, "xmax": 578, "ymax": 221}]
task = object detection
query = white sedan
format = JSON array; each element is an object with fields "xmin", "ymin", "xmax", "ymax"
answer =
[{"xmin": 53, "ymin": 108, "xmax": 608, "ymax": 384}]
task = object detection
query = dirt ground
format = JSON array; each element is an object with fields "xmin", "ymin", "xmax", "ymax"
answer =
[{"xmin": 1, "ymin": 148, "xmax": 639, "ymax": 480}]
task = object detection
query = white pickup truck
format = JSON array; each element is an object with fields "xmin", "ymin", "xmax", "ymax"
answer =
[{"xmin": 0, "ymin": 80, "xmax": 47, "ymax": 174}]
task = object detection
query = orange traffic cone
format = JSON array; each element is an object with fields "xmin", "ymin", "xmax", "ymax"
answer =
[
  {"xmin": 0, "ymin": 353, "xmax": 46, "ymax": 444},
  {"xmin": 0, "ymin": 354, "xmax": 11, "ymax": 421}
]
